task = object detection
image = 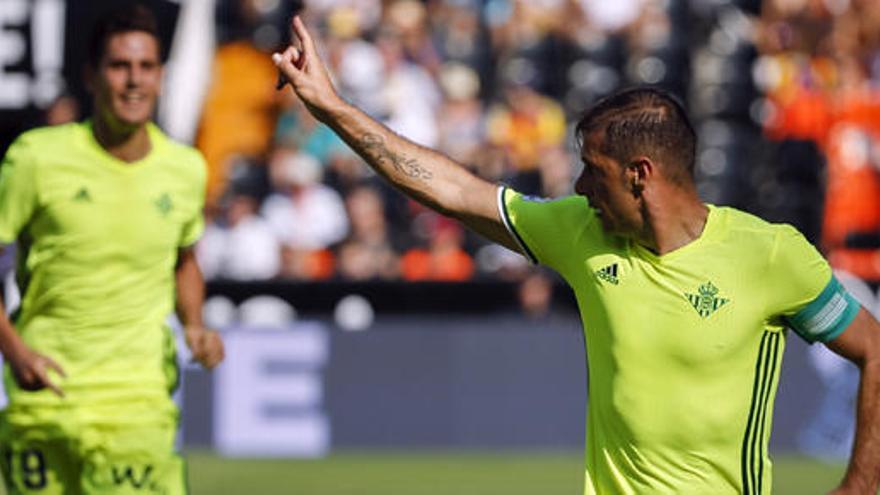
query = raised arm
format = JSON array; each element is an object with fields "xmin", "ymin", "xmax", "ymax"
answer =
[
  {"xmin": 272, "ymin": 16, "xmax": 519, "ymax": 253},
  {"xmin": 825, "ymin": 308, "xmax": 880, "ymax": 494}
]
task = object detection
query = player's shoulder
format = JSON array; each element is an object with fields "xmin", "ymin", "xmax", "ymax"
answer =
[
  {"xmin": 503, "ymin": 188, "xmax": 597, "ymax": 234},
  {"xmin": 10, "ymin": 122, "xmax": 84, "ymax": 151},
  {"xmin": 3, "ymin": 123, "xmax": 87, "ymax": 179},
  {"xmin": 148, "ymin": 124, "xmax": 206, "ymax": 173},
  {"xmin": 17, "ymin": 122, "xmax": 83, "ymax": 141},
  {"xmin": 149, "ymin": 124, "xmax": 203, "ymax": 163},
  {"xmin": 712, "ymin": 205, "xmax": 809, "ymax": 249},
  {"xmin": 162, "ymin": 140, "xmax": 204, "ymax": 165},
  {"xmin": 505, "ymin": 187, "xmax": 589, "ymax": 212},
  {"xmin": 712, "ymin": 205, "xmax": 791, "ymax": 236}
]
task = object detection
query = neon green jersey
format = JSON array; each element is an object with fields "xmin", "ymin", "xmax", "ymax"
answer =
[
  {"xmin": 0, "ymin": 121, "xmax": 205, "ymax": 424},
  {"xmin": 499, "ymin": 187, "xmax": 859, "ymax": 495}
]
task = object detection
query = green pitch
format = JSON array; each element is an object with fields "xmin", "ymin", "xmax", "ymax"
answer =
[
  {"xmin": 0, "ymin": 450, "xmax": 847, "ymax": 494},
  {"xmin": 181, "ymin": 451, "xmax": 845, "ymax": 495}
]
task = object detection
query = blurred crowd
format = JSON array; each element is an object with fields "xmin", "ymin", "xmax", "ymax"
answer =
[
  {"xmin": 29, "ymin": 0, "xmax": 880, "ymax": 289},
  {"xmin": 196, "ymin": 0, "xmax": 700, "ymax": 285},
  {"xmin": 755, "ymin": 0, "xmax": 880, "ymax": 281}
]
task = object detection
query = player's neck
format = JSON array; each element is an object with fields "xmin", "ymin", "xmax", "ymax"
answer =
[
  {"xmin": 640, "ymin": 188, "xmax": 709, "ymax": 256},
  {"xmin": 92, "ymin": 116, "xmax": 152, "ymax": 163}
]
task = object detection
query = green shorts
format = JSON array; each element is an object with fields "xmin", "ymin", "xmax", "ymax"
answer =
[{"xmin": 0, "ymin": 420, "xmax": 186, "ymax": 495}]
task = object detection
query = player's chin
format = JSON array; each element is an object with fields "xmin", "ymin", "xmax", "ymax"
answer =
[
  {"xmin": 111, "ymin": 103, "xmax": 156, "ymax": 127},
  {"xmin": 115, "ymin": 111, "xmax": 153, "ymax": 128}
]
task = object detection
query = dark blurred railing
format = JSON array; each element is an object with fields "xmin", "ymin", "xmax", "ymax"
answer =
[{"xmin": 207, "ymin": 280, "xmax": 578, "ymax": 315}]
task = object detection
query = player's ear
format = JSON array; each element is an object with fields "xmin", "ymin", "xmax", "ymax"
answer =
[
  {"xmin": 627, "ymin": 157, "xmax": 653, "ymax": 196},
  {"xmin": 633, "ymin": 157, "xmax": 654, "ymax": 179}
]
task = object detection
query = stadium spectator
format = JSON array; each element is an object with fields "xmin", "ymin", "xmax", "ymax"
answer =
[
  {"xmin": 0, "ymin": 5, "xmax": 223, "ymax": 493},
  {"xmin": 435, "ymin": 62, "xmax": 486, "ymax": 166},
  {"xmin": 823, "ymin": 125, "xmax": 880, "ymax": 280},
  {"xmin": 324, "ymin": 147, "xmax": 375, "ymax": 192},
  {"xmin": 262, "ymin": 146, "xmax": 348, "ymax": 279},
  {"xmin": 305, "ymin": 0, "xmax": 382, "ymax": 35},
  {"xmin": 273, "ymin": 17, "xmax": 880, "ymax": 493},
  {"xmin": 517, "ymin": 270, "xmax": 555, "ymax": 321},
  {"xmin": 537, "ymin": 145, "xmax": 576, "ymax": 198},
  {"xmin": 400, "ymin": 215, "xmax": 474, "ymax": 282},
  {"xmin": 336, "ymin": 184, "xmax": 400, "ymax": 281},
  {"xmin": 275, "ymin": 96, "xmax": 347, "ymax": 164},
  {"xmin": 384, "ymin": 0, "xmax": 442, "ymax": 77},
  {"xmin": 426, "ymin": 0, "xmax": 491, "ymax": 80},
  {"xmin": 198, "ymin": 187, "xmax": 281, "ymax": 281},
  {"xmin": 579, "ymin": 0, "xmax": 644, "ymax": 33},
  {"xmin": 196, "ymin": 0, "xmax": 286, "ymax": 204},
  {"xmin": 375, "ymin": 27, "xmax": 443, "ymax": 147},
  {"xmin": 330, "ymin": 30, "xmax": 388, "ymax": 119},
  {"xmin": 486, "ymin": 73, "xmax": 567, "ymax": 193},
  {"xmin": 755, "ymin": 0, "xmax": 880, "ymax": 281}
]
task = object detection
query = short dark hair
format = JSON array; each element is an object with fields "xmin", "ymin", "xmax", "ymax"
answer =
[
  {"xmin": 88, "ymin": 3, "xmax": 161, "ymax": 67},
  {"xmin": 575, "ymin": 87, "xmax": 697, "ymax": 185}
]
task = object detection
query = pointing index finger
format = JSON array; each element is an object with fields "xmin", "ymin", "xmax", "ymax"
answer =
[
  {"xmin": 43, "ymin": 355, "xmax": 66, "ymax": 378},
  {"xmin": 36, "ymin": 367, "xmax": 64, "ymax": 398},
  {"xmin": 42, "ymin": 356, "xmax": 66, "ymax": 397},
  {"xmin": 292, "ymin": 15, "xmax": 315, "ymax": 54},
  {"xmin": 45, "ymin": 379, "xmax": 64, "ymax": 398}
]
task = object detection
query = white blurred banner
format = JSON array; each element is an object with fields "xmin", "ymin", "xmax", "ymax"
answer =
[{"xmin": 213, "ymin": 323, "xmax": 331, "ymax": 458}]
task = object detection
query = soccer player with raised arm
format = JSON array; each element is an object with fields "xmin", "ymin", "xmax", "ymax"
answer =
[
  {"xmin": 273, "ymin": 16, "xmax": 880, "ymax": 495},
  {"xmin": 0, "ymin": 5, "xmax": 223, "ymax": 494}
]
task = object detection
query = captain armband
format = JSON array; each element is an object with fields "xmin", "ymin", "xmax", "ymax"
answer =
[{"xmin": 785, "ymin": 276, "xmax": 861, "ymax": 344}]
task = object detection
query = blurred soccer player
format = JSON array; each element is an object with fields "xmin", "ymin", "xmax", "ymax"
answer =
[
  {"xmin": 274, "ymin": 16, "xmax": 880, "ymax": 494},
  {"xmin": 0, "ymin": 4, "xmax": 223, "ymax": 494}
]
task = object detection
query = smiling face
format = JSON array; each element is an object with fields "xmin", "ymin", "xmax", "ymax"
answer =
[
  {"xmin": 90, "ymin": 31, "xmax": 162, "ymax": 131},
  {"xmin": 574, "ymin": 131, "xmax": 645, "ymax": 237}
]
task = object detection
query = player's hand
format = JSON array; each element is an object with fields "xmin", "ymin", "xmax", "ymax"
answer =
[
  {"xmin": 272, "ymin": 16, "xmax": 343, "ymax": 120},
  {"xmin": 8, "ymin": 344, "xmax": 65, "ymax": 397},
  {"xmin": 184, "ymin": 325, "xmax": 225, "ymax": 370}
]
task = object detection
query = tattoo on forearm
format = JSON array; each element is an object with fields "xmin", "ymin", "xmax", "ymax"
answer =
[{"xmin": 360, "ymin": 133, "xmax": 433, "ymax": 181}]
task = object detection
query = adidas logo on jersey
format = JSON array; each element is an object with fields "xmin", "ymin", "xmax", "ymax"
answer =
[
  {"xmin": 685, "ymin": 281, "xmax": 729, "ymax": 318},
  {"xmin": 595, "ymin": 263, "xmax": 619, "ymax": 285},
  {"xmin": 72, "ymin": 187, "xmax": 91, "ymax": 202}
]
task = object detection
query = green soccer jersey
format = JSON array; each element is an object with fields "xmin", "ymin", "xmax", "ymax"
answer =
[
  {"xmin": 0, "ymin": 121, "xmax": 205, "ymax": 426},
  {"xmin": 499, "ymin": 187, "xmax": 860, "ymax": 495}
]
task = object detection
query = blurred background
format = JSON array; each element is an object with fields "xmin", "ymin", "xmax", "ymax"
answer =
[{"xmin": 3, "ymin": 0, "xmax": 880, "ymax": 493}]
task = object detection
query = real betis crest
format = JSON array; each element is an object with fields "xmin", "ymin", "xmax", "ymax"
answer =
[
  {"xmin": 72, "ymin": 187, "xmax": 92, "ymax": 202},
  {"xmin": 155, "ymin": 193, "xmax": 173, "ymax": 217},
  {"xmin": 685, "ymin": 281, "xmax": 729, "ymax": 318}
]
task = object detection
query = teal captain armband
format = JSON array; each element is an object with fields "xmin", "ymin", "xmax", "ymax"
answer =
[{"xmin": 786, "ymin": 276, "xmax": 861, "ymax": 343}]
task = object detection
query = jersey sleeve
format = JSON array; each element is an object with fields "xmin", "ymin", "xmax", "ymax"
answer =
[
  {"xmin": 767, "ymin": 225, "xmax": 860, "ymax": 343},
  {"xmin": 179, "ymin": 151, "xmax": 207, "ymax": 248},
  {"xmin": 0, "ymin": 135, "xmax": 39, "ymax": 244},
  {"xmin": 498, "ymin": 186, "xmax": 601, "ymax": 274}
]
